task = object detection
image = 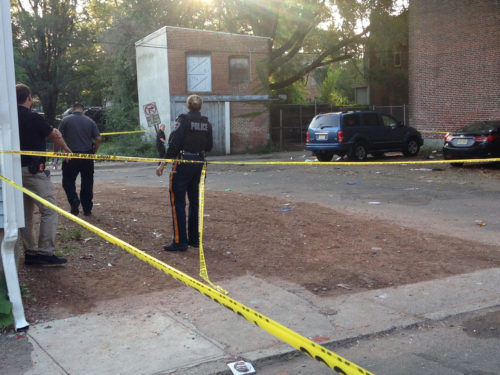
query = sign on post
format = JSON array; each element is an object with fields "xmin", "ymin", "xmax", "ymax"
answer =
[{"xmin": 143, "ymin": 102, "xmax": 161, "ymax": 127}]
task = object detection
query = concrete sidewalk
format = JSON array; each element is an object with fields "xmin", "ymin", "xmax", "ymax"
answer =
[{"xmin": 2, "ymin": 268, "xmax": 499, "ymax": 375}]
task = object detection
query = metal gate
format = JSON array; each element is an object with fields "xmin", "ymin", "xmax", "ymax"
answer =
[{"xmin": 171, "ymin": 101, "xmax": 226, "ymax": 155}]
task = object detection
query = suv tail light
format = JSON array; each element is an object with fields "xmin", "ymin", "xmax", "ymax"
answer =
[
  {"xmin": 306, "ymin": 131, "xmax": 310, "ymax": 143},
  {"xmin": 444, "ymin": 133, "xmax": 453, "ymax": 142},
  {"xmin": 337, "ymin": 130, "xmax": 344, "ymax": 143}
]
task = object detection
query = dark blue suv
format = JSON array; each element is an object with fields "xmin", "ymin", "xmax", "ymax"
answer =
[{"xmin": 306, "ymin": 111, "xmax": 423, "ymax": 161}]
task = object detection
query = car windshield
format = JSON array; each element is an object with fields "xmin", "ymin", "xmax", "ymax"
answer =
[
  {"xmin": 309, "ymin": 113, "xmax": 340, "ymax": 129},
  {"xmin": 460, "ymin": 121, "xmax": 500, "ymax": 133}
]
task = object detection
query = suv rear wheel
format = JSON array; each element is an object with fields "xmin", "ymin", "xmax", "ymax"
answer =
[
  {"xmin": 403, "ymin": 138, "xmax": 420, "ymax": 156},
  {"xmin": 314, "ymin": 151, "xmax": 334, "ymax": 162},
  {"xmin": 349, "ymin": 142, "xmax": 367, "ymax": 161}
]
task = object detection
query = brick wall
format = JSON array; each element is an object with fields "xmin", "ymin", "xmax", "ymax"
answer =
[
  {"xmin": 166, "ymin": 27, "xmax": 271, "ymax": 96},
  {"xmin": 409, "ymin": 0, "xmax": 500, "ymax": 136},
  {"xmin": 230, "ymin": 102, "xmax": 270, "ymax": 153}
]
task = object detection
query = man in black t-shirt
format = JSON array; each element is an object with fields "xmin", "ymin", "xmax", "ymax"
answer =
[
  {"xmin": 16, "ymin": 83, "xmax": 72, "ymax": 265},
  {"xmin": 156, "ymin": 124, "xmax": 166, "ymax": 158}
]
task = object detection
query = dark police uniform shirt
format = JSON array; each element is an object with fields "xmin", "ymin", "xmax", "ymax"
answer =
[
  {"xmin": 156, "ymin": 129, "xmax": 166, "ymax": 149},
  {"xmin": 17, "ymin": 106, "xmax": 53, "ymax": 167},
  {"xmin": 166, "ymin": 111, "xmax": 213, "ymax": 158}
]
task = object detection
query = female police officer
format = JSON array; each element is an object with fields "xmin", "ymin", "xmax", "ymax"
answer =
[{"xmin": 156, "ymin": 95, "xmax": 213, "ymax": 251}]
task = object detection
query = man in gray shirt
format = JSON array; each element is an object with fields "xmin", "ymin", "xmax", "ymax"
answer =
[{"xmin": 59, "ymin": 103, "xmax": 101, "ymax": 216}]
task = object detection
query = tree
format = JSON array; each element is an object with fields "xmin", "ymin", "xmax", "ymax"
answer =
[
  {"xmin": 317, "ymin": 59, "xmax": 364, "ymax": 104},
  {"xmin": 214, "ymin": 0, "xmax": 383, "ymax": 92},
  {"xmin": 11, "ymin": 0, "xmax": 83, "ymax": 125},
  {"xmin": 94, "ymin": 0, "xmax": 217, "ymax": 131}
]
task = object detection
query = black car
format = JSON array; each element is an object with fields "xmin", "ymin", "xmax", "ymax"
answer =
[
  {"xmin": 305, "ymin": 111, "xmax": 423, "ymax": 161},
  {"xmin": 443, "ymin": 120, "xmax": 500, "ymax": 166}
]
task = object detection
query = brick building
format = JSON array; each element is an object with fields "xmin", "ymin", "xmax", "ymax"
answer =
[
  {"xmin": 136, "ymin": 26, "xmax": 272, "ymax": 154},
  {"xmin": 409, "ymin": 0, "xmax": 500, "ymax": 136}
]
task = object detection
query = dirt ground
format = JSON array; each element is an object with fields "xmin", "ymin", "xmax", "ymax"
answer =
[{"xmin": 18, "ymin": 183, "xmax": 500, "ymax": 323}]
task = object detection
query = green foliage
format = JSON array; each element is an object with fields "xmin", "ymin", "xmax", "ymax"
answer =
[
  {"xmin": 318, "ymin": 61, "xmax": 363, "ymax": 105},
  {"xmin": 11, "ymin": 0, "xmax": 99, "ymax": 125},
  {"xmin": 98, "ymin": 134, "xmax": 157, "ymax": 158},
  {"xmin": 59, "ymin": 227, "xmax": 83, "ymax": 242},
  {"xmin": 278, "ymin": 80, "xmax": 310, "ymax": 104},
  {"xmin": 0, "ymin": 280, "xmax": 13, "ymax": 331},
  {"xmin": 19, "ymin": 284, "xmax": 33, "ymax": 299},
  {"xmin": 56, "ymin": 244, "xmax": 78, "ymax": 256}
]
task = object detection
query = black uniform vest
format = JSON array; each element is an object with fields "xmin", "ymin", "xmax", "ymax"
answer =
[{"xmin": 179, "ymin": 113, "xmax": 210, "ymax": 153}]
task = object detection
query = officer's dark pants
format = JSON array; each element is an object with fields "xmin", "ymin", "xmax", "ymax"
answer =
[
  {"xmin": 62, "ymin": 156, "xmax": 95, "ymax": 214},
  {"xmin": 169, "ymin": 156, "xmax": 204, "ymax": 246},
  {"xmin": 157, "ymin": 144, "xmax": 166, "ymax": 158}
]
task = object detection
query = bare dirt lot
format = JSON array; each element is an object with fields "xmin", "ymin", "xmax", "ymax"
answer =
[{"xmin": 18, "ymin": 183, "xmax": 500, "ymax": 324}]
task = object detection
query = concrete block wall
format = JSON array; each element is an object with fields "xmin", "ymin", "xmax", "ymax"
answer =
[
  {"xmin": 165, "ymin": 27, "xmax": 271, "ymax": 96},
  {"xmin": 409, "ymin": 0, "xmax": 500, "ymax": 137}
]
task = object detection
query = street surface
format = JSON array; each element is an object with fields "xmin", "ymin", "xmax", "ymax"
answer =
[{"xmin": 255, "ymin": 308, "xmax": 500, "ymax": 375}]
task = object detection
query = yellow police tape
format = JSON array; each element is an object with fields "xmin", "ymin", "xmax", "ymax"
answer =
[
  {"xmin": 2, "ymin": 150, "xmax": 500, "ymax": 166},
  {"xmin": 0, "ymin": 173, "xmax": 373, "ymax": 375},
  {"xmin": 100, "ymin": 130, "xmax": 150, "ymax": 136},
  {"xmin": 198, "ymin": 164, "xmax": 227, "ymax": 294}
]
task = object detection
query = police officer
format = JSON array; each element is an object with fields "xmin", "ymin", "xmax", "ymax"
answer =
[
  {"xmin": 16, "ymin": 83, "xmax": 72, "ymax": 265},
  {"xmin": 59, "ymin": 103, "xmax": 101, "ymax": 216},
  {"xmin": 156, "ymin": 95, "xmax": 213, "ymax": 251},
  {"xmin": 156, "ymin": 124, "xmax": 167, "ymax": 158}
]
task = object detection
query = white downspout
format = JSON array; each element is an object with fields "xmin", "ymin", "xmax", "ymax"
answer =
[
  {"xmin": 1, "ymin": 169, "xmax": 28, "ymax": 330},
  {"xmin": 0, "ymin": 0, "xmax": 28, "ymax": 330},
  {"xmin": 225, "ymin": 101, "xmax": 231, "ymax": 155}
]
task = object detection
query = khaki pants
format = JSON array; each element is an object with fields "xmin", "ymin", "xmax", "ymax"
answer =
[{"xmin": 20, "ymin": 167, "xmax": 58, "ymax": 256}]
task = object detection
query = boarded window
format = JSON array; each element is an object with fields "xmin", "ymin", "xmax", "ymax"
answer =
[
  {"xmin": 186, "ymin": 54, "xmax": 212, "ymax": 92},
  {"xmin": 229, "ymin": 56, "xmax": 250, "ymax": 83}
]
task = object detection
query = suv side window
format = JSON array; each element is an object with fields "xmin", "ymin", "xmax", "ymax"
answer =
[
  {"xmin": 381, "ymin": 114, "xmax": 398, "ymax": 127},
  {"xmin": 343, "ymin": 114, "xmax": 360, "ymax": 127},
  {"xmin": 362, "ymin": 113, "xmax": 380, "ymax": 126}
]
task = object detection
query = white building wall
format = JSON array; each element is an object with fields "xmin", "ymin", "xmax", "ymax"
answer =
[
  {"xmin": 1, "ymin": 0, "xmax": 28, "ymax": 330},
  {"xmin": 0, "ymin": 0, "xmax": 23, "ymax": 228},
  {"xmin": 135, "ymin": 27, "xmax": 170, "ymax": 141}
]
